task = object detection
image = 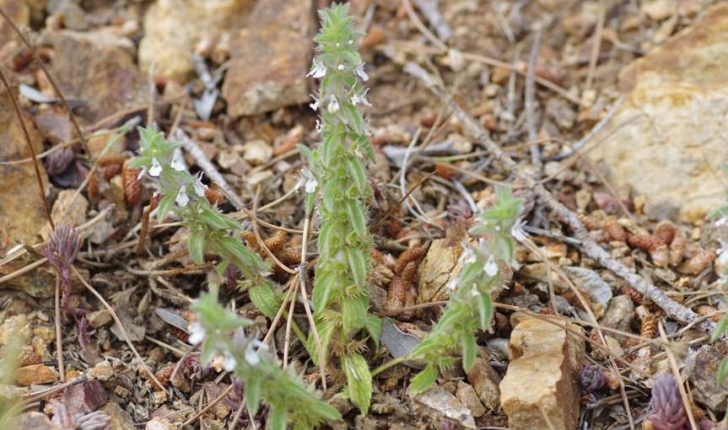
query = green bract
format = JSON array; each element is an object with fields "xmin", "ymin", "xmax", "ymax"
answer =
[
  {"xmin": 131, "ymin": 128, "xmax": 337, "ymax": 429},
  {"xmin": 306, "ymin": 3, "xmax": 378, "ymax": 413},
  {"xmin": 409, "ymin": 188, "xmax": 524, "ymax": 395}
]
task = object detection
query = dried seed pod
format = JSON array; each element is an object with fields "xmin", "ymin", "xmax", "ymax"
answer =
[
  {"xmin": 102, "ymin": 162, "xmax": 123, "ymax": 181},
  {"xmin": 578, "ymin": 213, "xmax": 600, "ymax": 231},
  {"xmin": 603, "ymin": 218, "xmax": 627, "ymax": 242},
  {"xmin": 264, "ymin": 230, "xmax": 288, "ymax": 253},
  {"xmin": 619, "ymin": 285, "xmax": 646, "ymax": 305},
  {"xmin": 385, "ymin": 275, "xmax": 408, "ymax": 312},
  {"xmin": 400, "ymin": 261, "xmax": 418, "ymax": 285},
  {"xmin": 695, "ymin": 305, "xmax": 722, "ymax": 323},
  {"xmin": 627, "ymin": 233, "xmax": 660, "ymax": 252},
  {"xmin": 650, "ymin": 244, "xmax": 670, "ymax": 268},
  {"xmin": 122, "ymin": 161, "xmax": 141, "ymax": 205},
  {"xmin": 154, "ymin": 364, "xmax": 175, "ymax": 388},
  {"xmin": 539, "ymin": 307, "xmax": 555, "ymax": 315},
  {"xmin": 681, "ymin": 250, "xmax": 716, "ymax": 275},
  {"xmin": 87, "ymin": 172, "xmax": 99, "ymax": 201},
  {"xmin": 205, "ymin": 185, "xmax": 225, "ymax": 205},
  {"xmin": 669, "ymin": 235, "xmax": 686, "ymax": 266},
  {"xmin": 98, "ymin": 154, "xmax": 128, "ymax": 167},
  {"xmin": 240, "ymin": 231, "xmax": 259, "ymax": 251},
  {"xmin": 655, "ymin": 221, "xmax": 676, "ymax": 246},
  {"xmin": 394, "ymin": 246, "xmax": 426, "ymax": 275},
  {"xmin": 278, "ymin": 248, "xmax": 301, "ymax": 266},
  {"xmin": 640, "ymin": 314, "xmax": 657, "ymax": 340}
]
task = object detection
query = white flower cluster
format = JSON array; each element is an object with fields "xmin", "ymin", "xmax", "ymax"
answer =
[{"xmin": 188, "ymin": 321, "xmax": 270, "ymax": 369}]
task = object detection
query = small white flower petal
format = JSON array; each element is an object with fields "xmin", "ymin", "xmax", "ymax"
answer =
[
  {"xmin": 245, "ymin": 343, "xmax": 260, "ymax": 366},
  {"xmin": 149, "ymin": 158, "xmax": 163, "ymax": 177},
  {"xmin": 171, "ymin": 149, "xmax": 186, "ymax": 171},
  {"xmin": 337, "ymin": 64, "xmax": 345, "ymax": 71},
  {"xmin": 315, "ymin": 119, "xmax": 323, "ymax": 133},
  {"xmin": 327, "ymin": 95, "xmax": 340, "ymax": 113},
  {"xmin": 193, "ymin": 173, "xmax": 208, "ymax": 197},
  {"xmin": 511, "ymin": 220, "xmax": 528, "ymax": 242},
  {"xmin": 176, "ymin": 186, "xmax": 190, "ymax": 207},
  {"xmin": 484, "ymin": 255, "xmax": 499, "ymax": 277},
  {"xmin": 223, "ymin": 352, "xmax": 237, "ymax": 372},
  {"xmin": 351, "ymin": 88, "xmax": 372, "ymax": 107},
  {"xmin": 188, "ymin": 322, "xmax": 205, "ymax": 345},
  {"xmin": 137, "ymin": 166, "xmax": 147, "ymax": 180},
  {"xmin": 307, "ymin": 58, "xmax": 327, "ymax": 78},
  {"xmin": 355, "ymin": 63, "xmax": 369, "ymax": 81}
]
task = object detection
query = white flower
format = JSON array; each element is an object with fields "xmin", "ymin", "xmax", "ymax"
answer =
[
  {"xmin": 244, "ymin": 338, "xmax": 269, "ymax": 366},
  {"xmin": 717, "ymin": 216, "xmax": 728, "ymax": 227},
  {"xmin": 355, "ymin": 63, "xmax": 369, "ymax": 81},
  {"xmin": 351, "ymin": 88, "xmax": 372, "ymax": 106},
  {"xmin": 193, "ymin": 172, "xmax": 208, "ymax": 197},
  {"xmin": 348, "ymin": 39, "xmax": 354, "ymax": 45},
  {"xmin": 337, "ymin": 64, "xmax": 345, "ymax": 71},
  {"xmin": 149, "ymin": 157, "xmax": 163, "ymax": 177},
  {"xmin": 176, "ymin": 186, "xmax": 190, "ymax": 207},
  {"xmin": 511, "ymin": 219, "xmax": 528, "ymax": 242},
  {"xmin": 188, "ymin": 322, "xmax": 205, "ymax": 345},
  {"xmin": 309, "ymin": 95, "xmax": 320, "ymax": 111},
  {"xmin": 315, "ymin": 119, "xmax": 323, "ymax": 133},
  {"xmin": 171, "ymin": 149, "xmax": 186, "ymax": 171},
  {"xmin": 327, "ymin": 95, "xmax": 340, "ymax": 113},
  {"xmin": 307, "ymin": 58, "xmax": 327, "ymax": 78},
  {"xmin": 296, "ymin": 169, "xmax": 318, "ymax": 194},
  {"xmin": 223, "ymin": 351, "xmax": 237, "ymax": 372},
  {"xmin": 484, "ymin": 255, "xmax": 499, "ymax": 277},
  {"xmin": 137, "ymin": 166, "xmax": 147, "ymax": 180}
]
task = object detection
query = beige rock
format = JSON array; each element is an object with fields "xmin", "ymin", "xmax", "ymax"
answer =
[
  {"xmin": 242, "ymin": 139, "xmax": 273, "ymax": 166},
  {"xmin": 0, "ymin": 314, "xmax": 31, "ymax": 345},
  {"xmin": 412, "ymin": 387, "xmax": 476, "ymax": 429},
  {"xmin": 40, "ymin": 190, "xmax": 88, "ymax": 241},
  {"xmin": 417, "ymin": 238, "xmax": 465, "ymax": 304},
  {"xmin": 15, "ymin": 412, "xmax": 62, "ymax": 430},
  {"xmin": 589, "ymin": 4, "xmax": 728, "ymax": 222},
  {"xmin": 687, "ymin": 344, "xmax": 728, "ymax": 411},
  {"xmin": 500, "ymin": 318, "xmax": 584, "ymax": 430},
  {"xmin": 139, "ymin": 0, "xmax": 254, "ymax": 82},
  {"xmin": 15, "ymin": 364, "xmax": 59, "ymax": 386},
  {"xmin": 455, "ymin": 382, "xmax": 486, "ymax": 418},
  {"xmin": 100, "ymin": 402, "xmax": 135, "ymax": 430},
  {"xmin": 87, "ymin": 309, "xmax": 113, "ymax": 329},
  {"xmin": 49, "ymin": 30, "xmax": 146, "ymax": 123},
  {"xmin": 145, "ymin": 417, "xmax": 178, "ymax": 430},
  {"xmin": 0, "ymin": 0, "xmax": 29, "ymax": 43},
  {"xmin": 0, "ymin": 86, "xmax": 47, "ymax": 256},
  {"xmin": 222, "ymin": 0, "xmax": 316, "ymax": 117},
  {"xmin": 598, "ymin": 294, "xmax": 634, "ymax": 340},
  {"xmin": 465, "ymin": 355, "xmax": 501, "ymax": 410}
]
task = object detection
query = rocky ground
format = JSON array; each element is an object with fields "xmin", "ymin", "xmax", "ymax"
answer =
[{"xmin": 1, "ymin": 0, "xmax": 728, "ymax": 429}]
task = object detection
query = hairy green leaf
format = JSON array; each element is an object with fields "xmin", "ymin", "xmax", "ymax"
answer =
[{"xmin": 343, "ymin": 353, "xmax": 372, "ymax": 414}]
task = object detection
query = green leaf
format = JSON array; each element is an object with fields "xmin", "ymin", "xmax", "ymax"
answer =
[
  {"xmin": 344, "ymin": 248, "xmax": 368, "ymax": 288},
  {"xmin": 718, "ymin": 358, "xmax": 728, "ymax": 387},
  {"xmin": 345, "ymin": 200, "xmax": 367, "ymax": 237},
  {"xmin": 268, "ymin": 403, "xmax": 288, "ymax": 430},
  {"xmin": 156, "ymin": 194, "xmax": 175, "ymax": 221},
  {"xmin": 343, "ymin": 353, "xmax": 372, "ymax": 414},
  {"xmin": 460, "ymin": 332, "xmax": 478, "ymax": 372},
  {"xmin": 307, "ymin": 318, "xmax": 336, "ymax": 366},
  {"xmin": 365, "ymin": 315, "xmax": 383, "ymax": 346},
  {"xmin": 188, "ymin": 228, "xmax": 205, "ymax": 265},
  {"xmin": 475, "ymin": 292, "xmax": 494, "ymax": 331},
  {"xmin": 312, "ymin": 269, "xmax": 336, "ymax": 312},
  {"xmin": 409, "ymin": 364, "xmax": 439, "ymax": 395},
  {"xmin": 244, "ymin": 373, "xmax": 262, "ymax": 416},
  {"xmin": 247, "ymin": 281, "xmax": 280, "ymax": 319},
  {"xmin": 711, "ymin": 313, "xmax": 728, "ymax": 342},
  {"xmin": 341, "ymin": 293, "xmax": 368, "ymax": 334}
]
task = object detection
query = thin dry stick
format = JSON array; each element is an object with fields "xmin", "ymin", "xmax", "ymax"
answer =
[
  {"xmin": 71, "ymin": 266, "xmax": 166, "ymax": 390},
  {"xmin": 0, "ymin": 8, "xmax": 89, "ymax": 156},
  {"xmin": 657, "ymin": 322, "xmax": 698, "ymax": 430},
  {"xmin": 405, "ymin": 62, "xmax": 722, "ymax": 341},
  {"xmin": 586, "ymin": 0, "xmax": 606, "ymax": 91},
  {"xmin": 135, "ymin": 203, "xmax": 154, "ymax": 255},
  {"xmin": 525, "ymin": 27, "xmax": 543, "ymax": 178},
  {"xmin": 0, "ymin": 67, "xmax": 53, "ymax": 230},
  {"xmin": 282, "ymin": 293, "xmax": 296, "ymax": 370},
  {"xmin": 298, "ymin": 214, "xmax": 327, "ymax": 391},
  {"xmin": 54, "ymin": 277, "xmax": 64, "ymax": 382}
]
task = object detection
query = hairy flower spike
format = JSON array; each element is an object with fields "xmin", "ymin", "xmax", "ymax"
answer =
[
  {"xmin": 646, "ymin": 373, "xmax": 688, "ymax": 430},
  {"xmin": 306, "ymin": 3, "xmax": 379, "ymax": 414},
  {"xmin": 43, "ymin": 224, "xmax": 82, "ymax": 287},
  {"xmin": 409, "ymin": 188, "xmax": 524, "ymax": 395}
]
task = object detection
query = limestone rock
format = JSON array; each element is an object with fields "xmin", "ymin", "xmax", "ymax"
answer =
[
  {"xmin": 40, "ymin": 189, "xmax": 88, "ymax": 241},
  {"xmin": 15, "ymin": 412, "xmax": 62, "ymax": 430},
  {"xmin": 500, "ymin": 318, "xmax": 584, "ymax": 430},
  {"xmin": 687, "ymin": 344, "xmax": 728, "ymax": 411},
  {"xmin": 15, "ymin": 364, "xmax": 59, "ymax": 386},
  {"xmin": 412, "ymin": 387, "xmax": 476, "ymax": 429},
  {"xmin": 465, "ymin": 355, "xmax": 502, "ymax": 411},
  {"xmin": 0, "ymin": 0, "xmax": 29, "ymax": 44},
  {"xmin": 455, "ymin": 382, "xmax": 486, "ymax": 418},
  {"xmin": 222, "ymin": 0, "xmax": 316, "ymax": 117},
  {"xmin": 589, "ymin": 4, "xmax": 728, "ymax": 222},
  {"xmin": 416, "ymin": 238, "xmax": 464, "ymax": 304},
  {"xmin": 0, "ymin": 85, "xmax": 47, "ymax": 256},
  {"xmin": 48, "ymin": 29, "xmax": 146, "ymax": 123},
  {"xmin": 598, "ymin": 295, "xmax": 635, "ymax": 341},
  {"xmin": 100, "ymin": 403, "xmax": 135, "ymax": 430},
  {"xmin": 139, "ymin": 0, "xmax": 254, "ymax": 82}
]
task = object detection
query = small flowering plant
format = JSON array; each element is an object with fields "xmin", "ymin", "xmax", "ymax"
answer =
[
  {"xmin": 409, "ymin": 188, "xmax": 524, "ymax": 394},
  {"xmin": 303, "ymin": 4, "xmax": 380, "ymax": 413},
  {"xmin": 190, "ymin": 290, "xmax": 341, "ymax": 430}
]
